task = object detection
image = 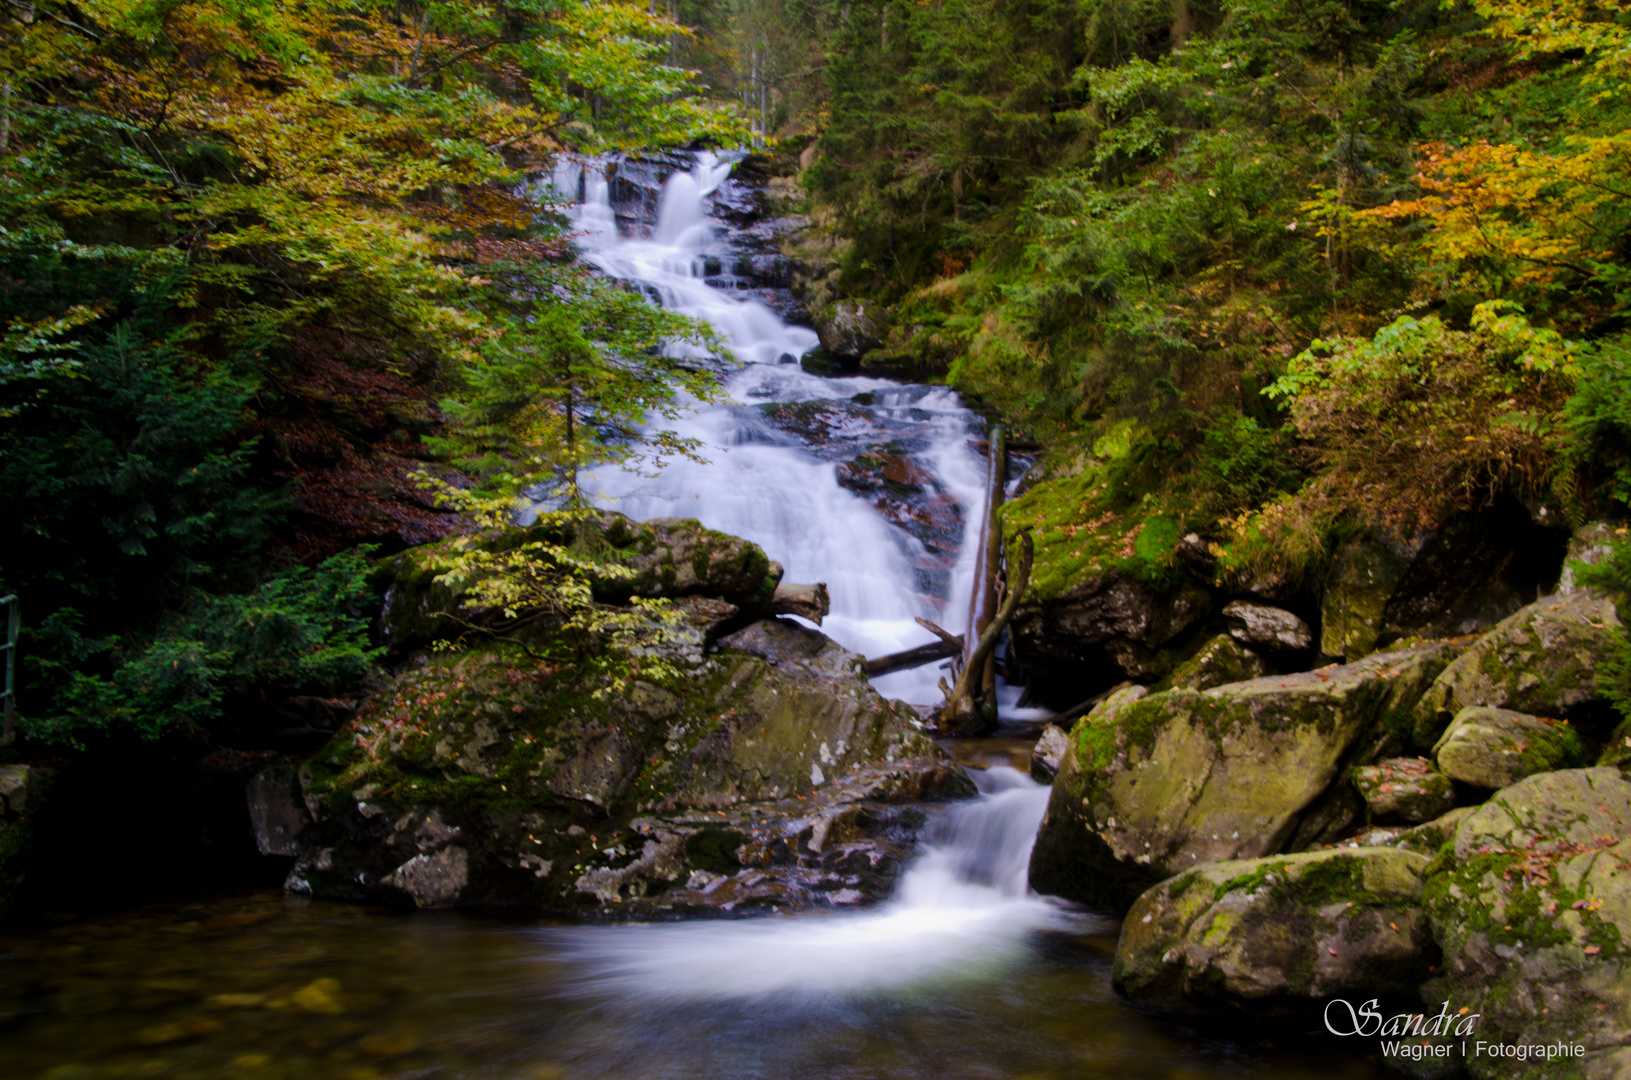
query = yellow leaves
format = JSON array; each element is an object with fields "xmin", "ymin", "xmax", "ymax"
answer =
[
  {"xmin": 1472, "ymin": 0, "xmax": 1631, "ymax": 89},
  {"xmin": 1360, "ymin": 135, "xmax": 1631, "ymax": 299}
]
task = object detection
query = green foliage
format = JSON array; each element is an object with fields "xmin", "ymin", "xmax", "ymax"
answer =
[
  {"xmin": 400, "ymin": 495, "xmax": 686, "ymax": 692},
  {"xmin": 1563, "ymin": 337, "xmax": 1631, "ymax": 516},
  {"xmin": 25, "ymin": 550, "xmax": 381, "ymax": 748},
  {"xmin": 431, "ymin": 262, "xmax": 725, "ymax": 504}
]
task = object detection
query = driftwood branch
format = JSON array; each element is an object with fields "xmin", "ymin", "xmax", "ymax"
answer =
[
  {"xmin": 914, "ymin": 616, "xmax": 959, "ymax": 644},
  {"xmin": 940, "ymin": 530, "xmax": 1033, "ymax": 731},
  {"xmin": 864, "ymin": 635, "xmax": 963, "ymax": 676}
]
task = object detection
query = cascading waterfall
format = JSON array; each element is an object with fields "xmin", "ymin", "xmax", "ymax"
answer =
[
  {"xmin": 544, "ymin": 152, "xmax": 1079, "ymax": 1001},
  {"xmin": 552, "ymin": 150, "xmax": 994, "ymax": 705}
]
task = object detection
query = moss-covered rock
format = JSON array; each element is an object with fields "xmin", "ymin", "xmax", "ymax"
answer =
[
  {"xmin": 1113, "ymin": 847, "xmax": 1435, "ymax": 1010},
  {"xmin": 377, "ymin": 511, "xmax": 779, "ymax": 651},
  {"xmin": 1162, "ymin": 634, "xmax": 1270, "ymax": 692},
  {"xmin": 1354, "ymin": 757, "xmax": 1458, "ymax": 824},
  {"xmin": 1433, "ymin": 706, "xmax": 1584, "ymax": 791},
  {"xmin": 1322, "ymin": 531, "xmax": 1415, "ymax": 662},
  {"xmin": 1027, "ymin": 641, "xmax": 1461, "ymax": 908},
  {"xmin": 1424, "ymin": 767, "xmax": 1631, "ymax": 1079},
  {"xmin": 1412, "ymin": 592, "xmax": 1622, "ymax": 749},
  {"xmin": 286, "ymin": 623, "xmax": 970, "ymax": 916}
]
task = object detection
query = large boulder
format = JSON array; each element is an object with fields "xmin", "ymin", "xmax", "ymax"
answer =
[
  {"xmin": 1114, "ymin": 847, "xmax": 1436, "ymax": 1010},
  {"xmin": 1412, "ymin": 592, "xmax": 1622, "ymax": 749},
  {"xmin": 1432, "ymin": 706, "xmax": 1583, "ymax": 791},
  {"xmin": 0, "ymin": 764, "xmax": 51, "ymax": 921},
  {"xmin": 286, "ymin": 622, "xmax": 971, "ymax": 916},
  {"xmin": 1028, "ymin": 640, "xmax": 1466, "ymax": 907},
  {"xmin": 1424, "ymin": 767, "xmax": 1631, "ymax": 1078}
]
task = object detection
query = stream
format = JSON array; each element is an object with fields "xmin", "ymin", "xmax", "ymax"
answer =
[{"xmin": 0, "ymin": 153, "xmax": 1388, "ymax": 1080}]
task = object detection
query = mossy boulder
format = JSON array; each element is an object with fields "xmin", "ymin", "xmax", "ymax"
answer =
[
  {"xmin": 0, "ymin": 765, "xmax": 51, "ymax": 922},
  {"xmin": 813, "ymin": 298, "xmax": 887, "ymax": 359},
  {"xmin": 1321, "ymin": 530, "xmax": 1417, "ymax": 662},
  {"xmin": 1113, "ymin": 847, "xmax": 1435, "ymax": 1010},
  {"xmin": 1412, "ymin": 592, "xmax": 1622, "ymax": 749},
  {"xmin": 1354, "ymin": 757, "xmax": 1458, "ymax": 824},
  {"xmin": 1433, "ymin": 706, "xmax": 1584, "ymax": 791},
  {"xmin": 377, "ymin": 511, "xmax": 779, "ymax": 651},
  {"xmin": 1424, "ymin": 767, "xmax": 1631, "ymax": 1079},
  {"xmin": 286, "ymin": 624, "xmax": 970, "ymax": 916},
  {"xmin": 1163, "ymin": 634, "xmax": 1270, "ymax": 692},
  {"xmin": 1028, "ymin": 641, "xmax": 1463, "ymax": 908}
]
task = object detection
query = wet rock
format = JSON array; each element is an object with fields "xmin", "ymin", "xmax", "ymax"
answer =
[
  {"xmin": 1411, "ymin": 592, "xmax": 1622, "ymax": 748},
  {"xmin": 1353, "ymin": 757, "xmax": 1457, "ymax": 825},
  {"xmin": 0, "ymin": 764, "xmax": 51, "ymax": 920},
  {"xmin": 246, "ymin": 764, "xmax": 311, "ymax": 856},
  {"xmin": 813, "ymin": 298, "xmax": 887, "ymax": 359},
  {"xmin": 1163, "ymin": 634, "xmax": 1270, "ymax": 691},
  {"xmin": 1030, "ymin": 725, "xmax": 1069, "ymax": 782},
  {"xmin": 1114, "ymin": 847, "xmax": 1435, "ymax": 1010},
  {"xmin": 1432, "ymin": 706, "xmax": 1583, "ymax": 791},
  {"xmin": 1222, "ymin": 600, "xmax": 1312, "ymax": 652},
  {"xmin": 1424, "ymin": 768, "xmax": 1631, "ymax": 1077},
  {"xmin": 287, "ymin": 625, "xmax": 969, "ymax": 915},
  {"xmin": 1028, "ymin": 641, "xmax": 1464, "ymax": 908}
]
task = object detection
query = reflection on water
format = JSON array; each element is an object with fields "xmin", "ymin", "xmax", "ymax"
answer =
[{"xmin": 0, "ymin": 888, "xmax": 1387, "ymax": 1080}]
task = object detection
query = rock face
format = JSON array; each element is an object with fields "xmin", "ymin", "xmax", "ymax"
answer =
[
  {"xmin": 286, "ymin": 620, "xmax": 972, "ymax": 915},
  {"xmin": 1412, "ymin": 592, "xmax": 1622, "ymax": 748},
  {"xmin": 1114, "ymin": 847, "xmax": 1436, "ymax": 1010},
  {"xmin": 1354, "ymin": 757, "xmax": 1458, "ymax": 824},
  {"xmin": 1433, "ymin": 706, "xmax": 1583, "ymax": 791},
  {"xmin": 247, "ymin": 764, "xmax": 311, "ymax": 857},
  {"xmin": 1425, "ymin": 768, "xmax": 1631, "ymax": 1078},
  {"xmin": 1321, "ymin": 508, "xmax": 1568, "ymax": 663},
  {"xmin": 1028, "ymin": 641, "xmax": 1466, "ymax": 907},
  {"xmin": 1222, "ymin": 601, "xmax": 1313, "ymax": 652},
  {"xmin": 1163, "ymin": 634, "xmax": 1270, "ymax": 692}
]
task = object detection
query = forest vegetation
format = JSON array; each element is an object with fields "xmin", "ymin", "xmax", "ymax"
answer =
[{"xmin": 5, "ymin": 0, "xmax": 1631, "ymax": 747}]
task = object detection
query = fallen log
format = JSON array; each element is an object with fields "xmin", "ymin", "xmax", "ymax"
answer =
[{"xmin": 864, "ymin": 636, "xmax": 963, "ymax": 676}]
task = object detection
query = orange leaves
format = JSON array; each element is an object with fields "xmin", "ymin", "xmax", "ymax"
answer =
[{"xmin": 1361, "ymin": 135, "xmax": 1631, "ymax": 302}]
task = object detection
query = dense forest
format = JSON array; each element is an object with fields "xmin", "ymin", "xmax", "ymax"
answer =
[{"xmin": 4, "ymin": 0, "xmax": 1631, "ymax": 748}]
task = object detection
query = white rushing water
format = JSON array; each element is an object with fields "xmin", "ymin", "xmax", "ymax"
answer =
[
  {"xmin": 540, "ymin": 153, "xmax": 1078, "ymax": 1001},
  {"xmin": 551, "ymin": 151, "xmax": 988, "ymax": 705},
  {"xmin": 553, "ymin": 767, "xmax": 1087, "ymax": 1001}
]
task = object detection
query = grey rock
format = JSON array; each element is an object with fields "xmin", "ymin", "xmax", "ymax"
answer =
[
  {"xmin": 1353, "ymin": 757, "xmax": 1458, "ymax": 824},
  {"xmin": 1223, "ymin": 601, "xmax": 1313, "ymax": 651}
]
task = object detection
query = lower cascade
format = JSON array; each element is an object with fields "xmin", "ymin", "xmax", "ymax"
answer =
[{"xmin": 552, "ymin": 767, "xmax": 1082, "ymax": 1002}]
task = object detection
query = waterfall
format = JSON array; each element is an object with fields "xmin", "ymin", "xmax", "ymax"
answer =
[
  {"xmin": 564, "ymin": 150, "xmax": 992, "ymax": 705},
  {"xmin": 550, "ymin": 767, "xmax": 1089, "ymax": 1001}
]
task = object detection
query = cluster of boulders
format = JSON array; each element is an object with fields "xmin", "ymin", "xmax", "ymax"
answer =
[
  {"xmin": 254, "ymin": 512, "xmax": 973, "ymax": 918},
  {"xmin": 1028, "ymin": 562, "xmax": 1631, "ymax": 1078}
]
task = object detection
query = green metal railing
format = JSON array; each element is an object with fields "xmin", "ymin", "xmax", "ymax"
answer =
[{"xmin": 0, "ymin": 595, "xmax": 16, "ymax": 744}]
